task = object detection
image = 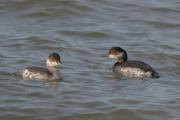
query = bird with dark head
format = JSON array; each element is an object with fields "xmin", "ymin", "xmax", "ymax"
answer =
[
  {"xmin": 108, "ymin": 47, "xmax": 159, "ymax": 79},
  {"xmin": 18, "ymin": 53, "xmax": 63, "ymax": 80}
]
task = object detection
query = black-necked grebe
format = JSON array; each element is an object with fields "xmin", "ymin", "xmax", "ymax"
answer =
[
  {"xmin": 18, "ymin": 53, "xmax": 63, "ymax": 80},
  {"xmin": 108, "ymin": 47, "xmax": 159, "ymax": 79}
]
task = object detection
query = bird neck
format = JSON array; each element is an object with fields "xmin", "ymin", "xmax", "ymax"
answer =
[
  {"xmin": 47, "ymin": 66, "xmax": 60, "ymax": 78},
  {"xmin": 117, "ymin": 55, "xmax": 128, "ymax": 63}
]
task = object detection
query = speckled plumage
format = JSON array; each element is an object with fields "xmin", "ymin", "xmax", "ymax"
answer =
[
  {"xmin": 22, "ymin": 67, "xmax": 51, "ymax": 80},
  {"xmin": 18, "ymin": 53, "xmax": 62, "ymax": 80},
  {"xmin": 108, "ymin": 47, "xmax": 159, "ymax": 79},
  {"xmin": 113, "ymin": 61, "xmax": 159, "ymax": 78}
]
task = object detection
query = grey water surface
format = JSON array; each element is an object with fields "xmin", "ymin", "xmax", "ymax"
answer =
[{"xmin": 0, "ymin": 0, "xmax": 180, "ymax": 120}]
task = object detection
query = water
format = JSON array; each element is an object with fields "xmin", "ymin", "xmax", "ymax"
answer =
[{"xmin": 0, "ymin": 0, "xmax": 180, "ymax": 119}]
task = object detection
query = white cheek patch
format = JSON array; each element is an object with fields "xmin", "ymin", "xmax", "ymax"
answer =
[
  {"xmin": 108, "ymin": 54, "xmax": 118, "ymax": 59},
  {"xmin": 47, "ymin": 59, "xmax": 59, "ymax": 67}
]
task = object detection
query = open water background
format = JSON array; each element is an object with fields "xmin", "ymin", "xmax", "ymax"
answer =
[{"xmin": 0, "ymin": 0, "xmax": 180, "ymax": 119}]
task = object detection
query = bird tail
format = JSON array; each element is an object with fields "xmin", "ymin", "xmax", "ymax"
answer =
[
  {"xmin": 15, "ymin": 70, "xmax": 23, "ymax": 76},
  {"xmin": 151, "ymin": 71, "xmax": 160, "ymax": 79}
]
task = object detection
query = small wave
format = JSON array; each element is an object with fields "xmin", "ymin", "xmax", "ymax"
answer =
[{"xmin": 59, "ymin": 30, "xmax": 109, "ymax": 38}]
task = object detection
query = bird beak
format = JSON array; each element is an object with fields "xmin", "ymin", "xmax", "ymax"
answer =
[
  {"xmin": 101, "ymin": 54, "xmax": 109, "ymax": 57},
  {"xmin": 55, "ymin": 62, "xmax": 64, "ymax": 68},
  {"xmin": 59, "ymin": 62, "xmax": 64, "ymax": 67}
]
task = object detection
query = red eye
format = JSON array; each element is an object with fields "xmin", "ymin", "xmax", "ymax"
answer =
[{"xmin": 110, "ymin": 50, "xmax": 118, "ymax": 55}]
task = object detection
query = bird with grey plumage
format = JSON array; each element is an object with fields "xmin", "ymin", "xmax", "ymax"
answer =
[
  {"xmin": 107, "ymin": 47, "xmax": 159, "ymax": 79},
  {"xmin": 17, "ymin": 53, "xmax": 63, "ymax": 80}
]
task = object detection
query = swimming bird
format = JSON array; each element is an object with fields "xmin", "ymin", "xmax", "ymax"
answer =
[
  {"xmin": 108, "ymin": 47, "xmax": 159, "ymax": 79},
  {"xmin": 17, "ymin": 53, "xmax": 63, "ymax": 80}
]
